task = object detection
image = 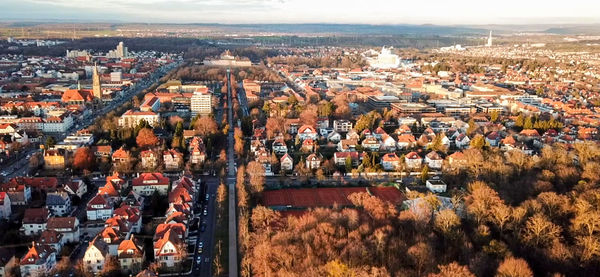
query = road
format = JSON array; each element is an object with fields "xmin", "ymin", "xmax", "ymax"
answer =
[
  {"xmin": 4, "ymin": 61, "xmax": 181, "ymax": 180},
  {"xmin": 236, "ymin": 83, "xmax": 249, "ymax": 117},
  {"xmin": 226, "ymin": 68, "xmax": 239, "ymax": 277},
  {"xmin": 191, "ymin": 176, "xmax": 218, "ymax": 277}
]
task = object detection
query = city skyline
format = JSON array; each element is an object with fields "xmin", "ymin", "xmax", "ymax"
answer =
[{"xmin": 2, "ymin": 0, "xmax": 600, "ymax": 25}]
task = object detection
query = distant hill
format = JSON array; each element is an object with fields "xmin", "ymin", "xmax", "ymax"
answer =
[{"xmin": 543, "ymin": 25, "xmax": 600, "ymax": 35}]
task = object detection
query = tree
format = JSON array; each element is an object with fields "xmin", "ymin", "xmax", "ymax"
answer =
[
  {"xmin": 490, "ymin": 111, "xmax": 499, "ymax": 123},
  {"xmin": 467, "ymin": 118, "xmax": 478, "ymax": 136},
  {"xmin": 234, "ymin": 127, "xmax": 244, "ymax": 156},
  {"xmin": 136, "ymin": 128, "xmax": 159, "ymax": 148},
  {"xmin": 429, "ymin": 262, "xmax": 476, "ymax": 277},
  {"xmin": 246, "ymin": 161, "xmax": 265, "ymax": 194},
  {"xmin": 299, "ymin": 105, "xmax": 318, "ymax": 127},
  {"xmin": 523, "ymin": 116, "xmax": 534, "ymax": 130},
  {"xmin": 434, "ymin": 209, "xmax": 461, "ymax": 239},
  {"xmin": 521, "ymin": 213, "xmax": 562, "ymax": 248},
  {"xmin": 73, "ymin": 147, "xmax": 95, "ymax": 171},
  {"xmin": 324, "ymin": 260, "xmax": 353, "ymax": 277},
  {"xmin": 421, "ymin": 165, "xmax": 430, "ymax": 183},
  {"xmin": 100, "ymin": 255, "xmax": 122, "ymax": 277},
  {"xmin": 470, "ymin": 134, "xmax": 487, "ymax": 149},
  {"xmin": 265, "ymin": 117, "xmax": 285, "ymax": 139},
  {"xmin": 194, "ymin": 116, "xmax": 219, "ymax": 136},
  {"xmin": 495, "ymin": 257, "xmax": 533, "ymax": 277},
  {"xmin": 217, "ymin": 183, "xmax": 227, "ymax": 203},
  {"xmin": 45, "ymin": 136, "xmax": 56, "ymax": 148}
]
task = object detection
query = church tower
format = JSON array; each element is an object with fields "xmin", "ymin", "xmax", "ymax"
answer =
[{"xmin": 92, "ymin": 63, "xmax": 102, "ymax": 107}]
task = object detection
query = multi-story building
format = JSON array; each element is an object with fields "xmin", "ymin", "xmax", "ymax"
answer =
[
  {"xmin": 20, "ymin": 242, "xmax": 56, "ymax": 277},
  {"xmin": 333, "ymin": 120, "xmax": 353, "ymax": 133},
  {"xmin": 190, "ymin": 87, "xmax": 212, "ymax": 117},
  {"xmin": 118, "ymin": 110, "xmax": 160, "ymax": 128}
]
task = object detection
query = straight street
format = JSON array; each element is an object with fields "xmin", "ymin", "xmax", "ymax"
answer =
[{"xmin": 226, "ymin": 68, "xmax": 239, "ymax": 277}]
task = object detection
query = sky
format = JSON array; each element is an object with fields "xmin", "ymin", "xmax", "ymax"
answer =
[{"xmin": 1, "ymin": 0, "xmax": 599, "ymax": 25}]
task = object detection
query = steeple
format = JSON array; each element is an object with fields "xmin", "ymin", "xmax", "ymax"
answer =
[{"xmin": 92, "ymin": 63, "xmax": 102, "ymax": 104}]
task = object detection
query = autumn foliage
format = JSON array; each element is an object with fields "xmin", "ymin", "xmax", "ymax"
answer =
[
  {"xmin": 73, "ymin": 146, "xmax": 95, "ymax": 170},
  {"xmin": 136, "ymin": 128, "xmax": 159, "ymax": 148}
]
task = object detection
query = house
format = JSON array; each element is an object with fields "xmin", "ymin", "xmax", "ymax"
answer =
[
  {"xmin": 333, "ymin": 119, "xmax": 353, "ymax": 133},
  {"xmin": 153, "ymin": 228, "xmax": 185, "ymax": 268},
  {"xmin": 396, "ymin": 134, "xmax": 417, "ymax": 150},
  {"xmin": 381, "ymin": 153, "xmax": 401, "ymax": 171},
  {"xmin": 112, "ymin": 147, "xmax": 131, "ymax": 166},
  {"xmin": 92, "ymin": 145, "xmax": 112, "ymax": 159},
  {"xmin": 39, "ymin": 230, "xmax": 63, "ymax": 253},
  {"xmin": 455, "ymin": 134, "xmax": 471, "ymax": 149},
  {"xmin": 346, "ymin": 129, "xmax": 360, "ymax": 140},
  {"xmin": 486, "ymin": 131, "xmax": 501, "ymax": 147},
  {"xmin": 379, "ymin": 134, "xmax": 397, "ymax": 151},
  {"xmin": 396, "ymin": 124, "xmax": 413, "ymax": 135},
  {"xmin": 86, "ymin": 194, "xmax": 113, "ymax": 221},
  {"xmin": 20, "ymin": 242, "xmax": 56, "ymax": 277},
  {"xmin": 0, "ymin": 192, "xmax": 11, "ymax": 219},
  {"xmin": 405, "ymin": 152, "xmax": 422, "ymax": 169},
  {"xmin": 426, "ymin": 177, "xmax": 447, "ymax": 193},
  {"xmin": 45, "ymin": 191, "xmax": 71, "ymax": 216},
  {"xmin": 97, "ymin": 226, "xmax": 124, "ymax": 256},
  {"xmin": 447, "ymin": 152, "xmax": 467, "ymax": 168},
  {"xmin": 115, "ymin": 205, "xmax": 142, "ymax": 233},
  {"xmin": 297, "ymin": 125, "xmax": 318, "ymax": 141},
  {"xmin": 83, "ymin": 238, "xmax": 110, "ymax": 273},
  {"xmin": 424, "ymin": 151, "xmax": 443, "ymax": 169},
  {"xmin": 0, "ymin": 248, "xmax": 16, "ymax": 277},
  {"xmin": 0, "ymin": 181, "xmax": 31, "ymax": 205},
  {"xmin": 118, "ymin": 235, "xmax": 145, "ymax": 274},
  {"xmin": 46, "ymin": 217, "xmax": 80, "ymax": 243},
  {"xmin": 272, "ymin": 139, "xmax": 288, "ymax": 155},
  {"xmin": 63, "ymin": 179, "xmax": 87, "ymax": 198},
  {"xmin": 132, "ymin": 173, "xmax": 170, "ymax": 196},
  {"xmin": 189, "ymin": 144, "xmax": 206, "ymax": 165},
  {"xmin": 280, "ymin": 153, "xmax": 293, "ymax": 171},
  {"xmin": 333, "ymin": 152, "xmax": 364, "ymax": 167},
  {"xmin": 305, "ymin": 153, "xmax": 322, "ymax": 170},
  {"xmin": 140, "ymin": 150, "xmax": 159, "ymax": 169},
  {"xmin": 373, "ymin": 127, "xmax": 387, "ymax": 140},
  {"xmin": 337, "ymin": 139, "xmax": 358, "ymax": 152},
  {"xmin": 21, "ymin": 208, "xmax": 50, "ymax": 236},
  {"xmin": 43, "ymin": 149, "xmax": 66, "ymax": 170},
  {"xmin": 327, "ymin": 131, "xmax": 341, "ymax": 143},
  {"xmin": 361, "ymin": 137, "xmax": 381, "ymax": 151},
  {"xmin": 519, "ymin": 129, "xmax": 541, "ymax": 141},
  {"xmin": 163, "ymin": 149, "xmax": 183, "ymax": 171}
]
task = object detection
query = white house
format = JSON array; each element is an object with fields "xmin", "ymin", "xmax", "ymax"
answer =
[
  {"xmin": 333, "ymin": 119, "xmax": 353, "ymax": 133},
  {"xmin": 280, "ymin": 153, "xmax": 293, "ymax": 171},
  {"xmin": 424, "ymin": 151, "xmax": 443, "ymax": 169},
  {"xmin": 132, "ymin": 173, "xmax": 170, "ymax": 196},
  {"xmin": 86, "ymin": 194, "xmax": 113, "ymax": 221},
  {"xmin": 426, "ymin": 177, "xmax": 447, "ymax": 193},
  {"xmin": 45, "ymin": 191, "xmax": 71, "ymax": 216},
  {"xmin": 381, "ymin": 153, "xmax": 401, "ymax": 171},
  {"xmin": 83, "ymin": 238, "xmax": 110, "ymax": 273},
  {"xmin": 405, "ymin": 152, "xmax": 422, "ymax": 169},
  {"xmin": 297, "ymin": 125, "xmax": 318, "ymax": 141}
]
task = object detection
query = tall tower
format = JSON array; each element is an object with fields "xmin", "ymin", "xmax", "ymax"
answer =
[
  {"xmin": 92, "ymin": 63, "xmax": 102, "ymax": 105},
  {"xmin": 486, "ymin": 31, "xmax": 493, "ymax": 47}
]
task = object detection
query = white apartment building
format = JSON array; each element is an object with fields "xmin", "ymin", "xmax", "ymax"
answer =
[{"xmin": 191, "ymin": 87, "xmax": 212, "ymax": 116}]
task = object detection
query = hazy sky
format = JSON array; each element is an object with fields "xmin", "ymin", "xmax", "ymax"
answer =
[{"xmin": 2, "ymin": 0, "xmax": 599, "ymax": 25}]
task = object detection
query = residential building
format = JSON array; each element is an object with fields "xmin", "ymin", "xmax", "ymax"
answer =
[
  {"xmin": 190, "ymin": 86, "xmax": 212, "ymax": 116},
  {"xmin": 21, "ymin": 208, "xmax": 50, "ymax": 236},
  {"xmin": 426, "ymin": 177, "xmax": 448, "ymax": 193},
  {"xmin": 381, "ymin": 153, "xmax": 401, "ymax": 171},
  {"xmin": 306, "ymin": 153, "xmax": 322, "ymax": 170},
  {"xmin": 425, "ymin": 151, "xmax": 443, "ymax": 169},
  {"xmin": 86, "ymin": 194, "xmax": 113, "ymax": 221},
  {"xmin": 163, "ymin": 149, "xmax": 183, "ymax": 171},
  {"xmin": 46, "ymin": 217, "xmax": 80, "ymax": 243},
  {"xmin": 118, "ymin": 235, "xmax": 145, "ymax": 274},
  {"xmin": 132, "ymin": 173, "xmax": 170, "ymax": 196},
  {"xmin": 280, "ymin": 153, "xmax": 293, "ymax": 171},
  {"xmin": 45, "ymin": 191, "xmax": 71, "ymax": 216},
  {"xmin": 83, "ymin": 238, "xmax": 110, "ymax": 273},
  {"xmin": 333, "ymin": 120, "xmax": 353, "ymax": 133},
  {"xmin": 405, "ymin": 152, "xmax": 422, "ymax": 169},
  {"xmin": 20, "ymin": 242, "xmax": 56, "ymax": 277},
  {"xmin": 118, "ymin": 110, "xmax": 159, "ymax": 128},
  {"xmin": 43, "ymin": 149, "xmax": 66, "ymax": 170}
]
